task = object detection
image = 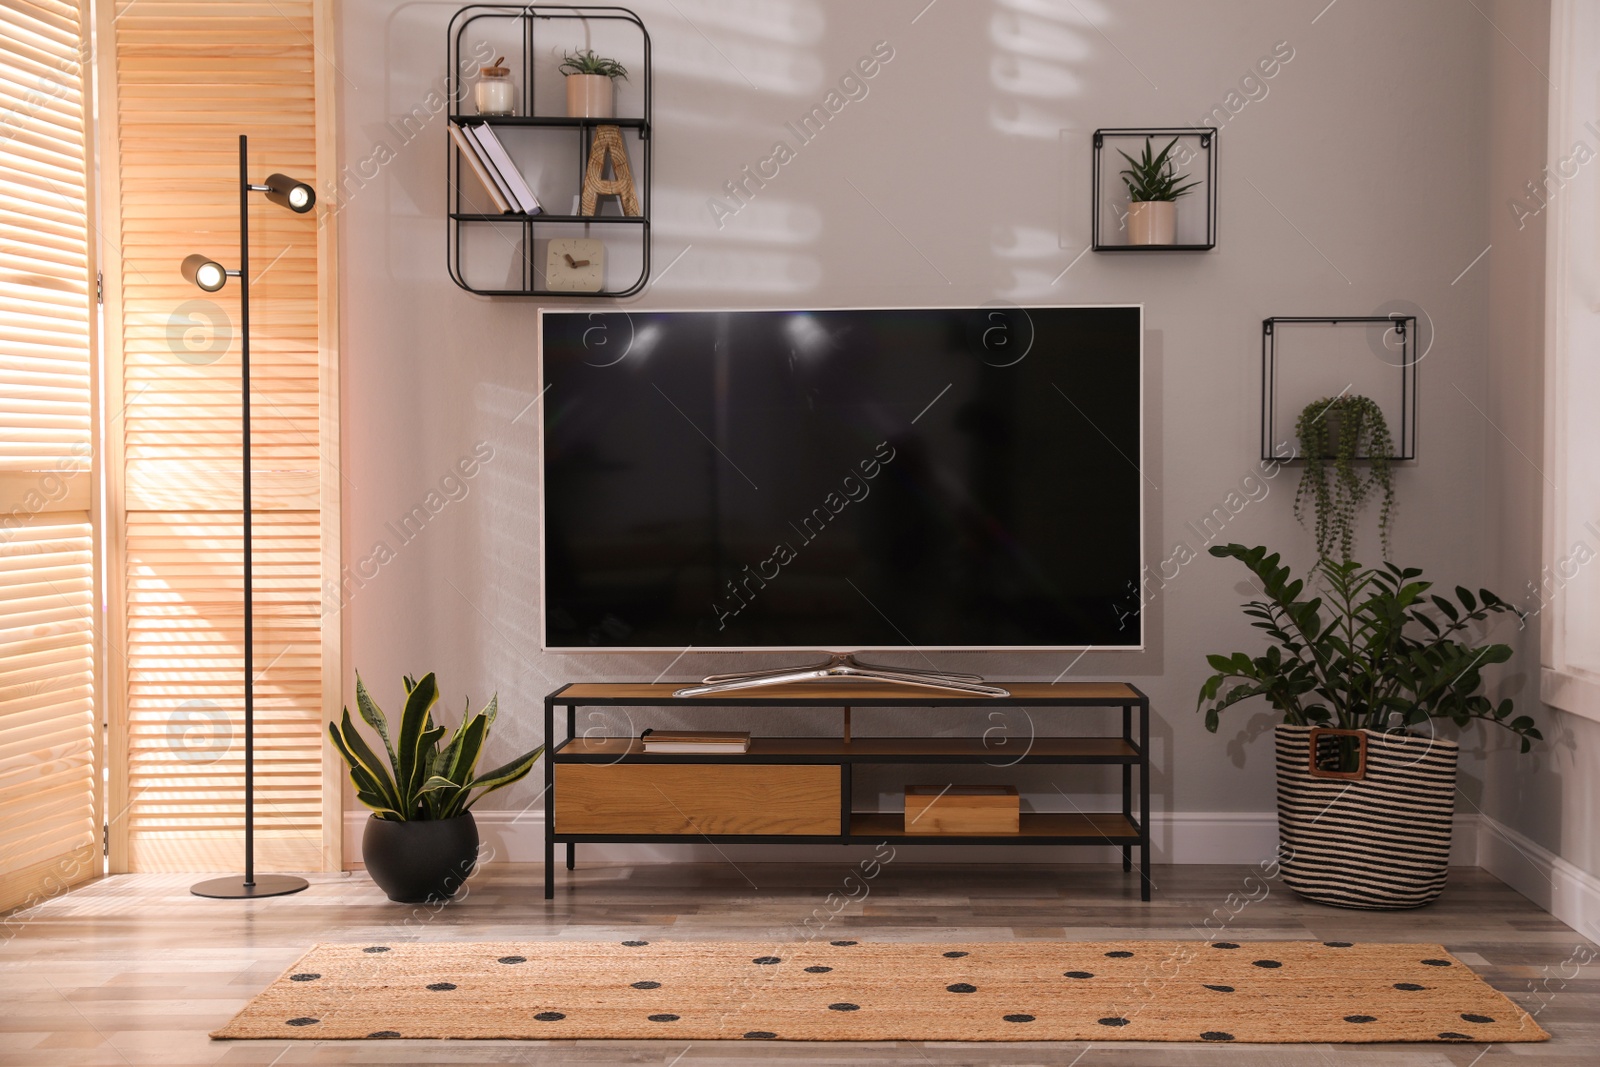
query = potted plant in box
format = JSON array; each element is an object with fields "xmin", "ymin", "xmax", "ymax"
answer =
[
  {"xmin": 1197, "ymin": 544, "xmax": 1539, "ymax": 910},
  {"xmin": 560, "ymin": 48, "xmax": 628, "ymax": 119},
  {"xmin": 1117, "ymin": 135, "xmax": 1200, "ymax": 245},
  {"xmin": 1294, "ymin": 394, "xmax": 1396, "ymax": 562},
  {"xmin": 328, "ymin": 672, "xmax": 543, "ymax": 903}
]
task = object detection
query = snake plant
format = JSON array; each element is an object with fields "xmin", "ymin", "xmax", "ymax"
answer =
[{"xmin": 329, "ymin": 672, "xmax": 543, "ymax": 821}]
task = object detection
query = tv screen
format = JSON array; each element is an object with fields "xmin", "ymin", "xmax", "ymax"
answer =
[{"xmin": 539, "ymin": 306, "xmax": 1143, "ymax": 651}]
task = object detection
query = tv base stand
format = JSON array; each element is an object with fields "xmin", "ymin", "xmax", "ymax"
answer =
[
  {"xmin": 543, "ymin": 680, "xmax": 1153, "ymax": 901},
  {"xmin": 674, "ymin": 654, "xmax": 1009, "ymax": 698}
]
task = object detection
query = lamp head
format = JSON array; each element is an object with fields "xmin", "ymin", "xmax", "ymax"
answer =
[
  {"xmin": 181, "ymin": 254, "xmax": 228, "ymax": 293},
  {"xmin": 262, "ymin": 173, "xmax": 316, "ymax": 213}
]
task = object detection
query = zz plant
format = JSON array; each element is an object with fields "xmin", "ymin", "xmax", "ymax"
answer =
[
  {"xmin": 329, "ymin": 672, "xmax": 543, "ymax": 821},
  {"xmin": 1294, "ymin": 393, "xmax": 1395, "ymax": 561},
  {"xmin": 1196, "ymin": 544, "xmax": 1540, "ymax": 751},
  {"xmin": 1117, "ymin": 136, "xmax": 1201, "ymax": 202}
]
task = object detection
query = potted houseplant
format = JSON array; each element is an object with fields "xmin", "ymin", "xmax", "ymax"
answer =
[
  {"xmin": 559, "ymin": 48, "xmax": 628, "ymax": 119},
  {"xmin": 328, "ymin": 672, "xmax": 543, "ymax": 903},
  {"xmin": 1294, "ymin": 394, "xmax": 1396, "ymax": 561},
  {"xmin": 1117, "ymin": 135, "xmax": 1200, "ymax": 245},
  {"xmin": 1197, "ymin": 544, "xmax": 1539, "ymax": 910}
]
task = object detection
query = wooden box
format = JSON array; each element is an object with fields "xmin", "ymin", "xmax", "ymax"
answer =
[{"xmin": 904, "ymin": 785, "xmax": 1020, "ymax": 834}]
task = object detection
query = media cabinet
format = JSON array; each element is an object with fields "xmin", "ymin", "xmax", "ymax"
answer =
[{"xmin": 541, "ymin": 681, "xmax": 1152, "ymax": 900}]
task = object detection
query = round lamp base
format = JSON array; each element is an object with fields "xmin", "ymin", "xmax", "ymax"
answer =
[{"xmin": 191, "ymin": 874, "xmax": 310, "ymax": 899}]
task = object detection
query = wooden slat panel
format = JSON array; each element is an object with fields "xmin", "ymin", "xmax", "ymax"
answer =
[
  {"xmin": 0, "ymin": 0, "xmax": 99, "ymax": 914},
  {"xmin": 104, "ymin": 0, "xmax": 329, "ymax": 874}
]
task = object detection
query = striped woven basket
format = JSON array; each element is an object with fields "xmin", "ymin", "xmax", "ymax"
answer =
[{"xmin": 1274, "ymin": 724, "xmax": 1458, "ymax": 910}]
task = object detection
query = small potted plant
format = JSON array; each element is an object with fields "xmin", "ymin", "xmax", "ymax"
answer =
[
  {"xmin": 1117, "ymin": 135, "xmax": 1200, "ymax": 245},
  {"xmin": 560, "ymin": 48, "xmax": 628, "ymax": 119},
  {"xmin": 1293, "ymin": 394, "xmax": 1395, "ymax": 561},
  {"xmin": 1197, "ymin": 544, "xmax": 1539, "ymax": 910},
  {"xmin": 328, "ymin": 672, "xmax": 543, "ymax": 903}
]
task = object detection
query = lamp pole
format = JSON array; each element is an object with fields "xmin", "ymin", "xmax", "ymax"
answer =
[
  {"xmin": 238, "ymin": 132, "xmax": 257, "ymax": 888},
  {"xmin": 190, "ymin": 135, "xmax": 313, "ymax": 899}
]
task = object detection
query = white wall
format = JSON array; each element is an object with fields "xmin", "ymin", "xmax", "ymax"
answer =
[
  {"xmin": 1475, "ymin": 0, "xmax": 1600, "ymax": 936},
  {"xmin": 334, "ymin": 2, "xmax": 1547, "ymax": 847}
]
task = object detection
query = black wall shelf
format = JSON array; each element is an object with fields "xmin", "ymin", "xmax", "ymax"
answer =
[
  {"xmin": 446, "ymin": 4, "xmax": 652, "ymax": 297},
  {"xmin": 1092, "ymin": 127, "xmax": 1217, "ymax": 252},
  {"xmin": 1261, "ymin": 315, "xmax": 1419, "ymax": 463}
]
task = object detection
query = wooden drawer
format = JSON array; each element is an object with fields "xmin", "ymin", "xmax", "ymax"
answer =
[{"xmin": 554, "ymin": 763, "xmax": 840, "ymax": 836}]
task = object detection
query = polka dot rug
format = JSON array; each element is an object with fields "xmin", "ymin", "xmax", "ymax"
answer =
[{"xmin": 211, "ymin": 939, "xmax": 1548, "ymax": 1043}]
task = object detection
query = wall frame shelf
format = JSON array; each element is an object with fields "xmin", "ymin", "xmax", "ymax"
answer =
[
  {"xmin": 446, "ymin": 4, "xmax": 652, "ymax": 297},
  {"xmin": 1260, "ymin": 315, "xmax": 1419, "ymax": 463},
  {"xmin": 1092, "ymin": 127, "xmax": 1217, "ymax": 252}
]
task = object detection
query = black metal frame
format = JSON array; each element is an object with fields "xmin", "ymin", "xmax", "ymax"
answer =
[
  {"xmin": 1092, "ymin": 127, "xmax": 1217, "ymax": 252},
  {"xmin": 541, "ymin": 684, "xmax": 1153, "ymax": 901},
  {"xmin": 1260, "ymin": 315, "xmax": 1419, "ymax": 462},
  {"xmin": 446, "ymin": 4, "xmax": 651, "ymax": 296}
]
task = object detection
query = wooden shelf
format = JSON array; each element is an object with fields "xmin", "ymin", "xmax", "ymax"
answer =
[
  {"xmin": 449, "ymin": 114, "xmax": 648, "ymax": 130},
  {"xmin": 550, "ymin": 681, "xmax": 1144, "ymax": 705},
  {"xmin": 449, "ymin": 212, "xmax": 649, "ymax": 223},
  {"xmin": 555, "ymin": 735, "xmax": 1138, "ymax": 763},
  {"xmin": 850, "ymin": 811, "xmax": 1139, "ymax": 841}
]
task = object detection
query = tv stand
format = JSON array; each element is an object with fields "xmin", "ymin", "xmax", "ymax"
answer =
[
  {"xmin": 543, "ymin": 680, "xmax": 1153, "ymax": 901},
  {"xmin": 674, "ymin": 654, "xmax": 1009, "ymax": 698}
]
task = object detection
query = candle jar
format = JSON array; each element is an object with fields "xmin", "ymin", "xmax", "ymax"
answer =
[{"xmin": 474, "ymin": 58, "xmax": 515, "ymax": 116}]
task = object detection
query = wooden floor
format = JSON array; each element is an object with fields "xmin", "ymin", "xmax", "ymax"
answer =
[{"xmin": 1, "ymin": 861, "xmax": 1595, "ymax": 1065}]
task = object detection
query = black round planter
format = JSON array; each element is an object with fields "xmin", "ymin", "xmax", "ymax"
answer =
[{"xmin": 361, "ymin": 813, "xmax": 480, "ymax": 903}]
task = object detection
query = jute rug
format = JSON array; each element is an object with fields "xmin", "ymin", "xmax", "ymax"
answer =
[{"xmin": 213, "ymin": 939, "xmax": 1548, "ymax": 1044}]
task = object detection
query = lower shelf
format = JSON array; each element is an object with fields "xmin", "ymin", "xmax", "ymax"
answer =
[{"xmin": 851, "ymin": 811, "xmax": 1138, "ymax": 842}]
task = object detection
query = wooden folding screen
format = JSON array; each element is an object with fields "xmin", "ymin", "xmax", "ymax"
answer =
[
  {"xmin": 97, "ymin": 0, "xmax": 339, "ymax": 873},
  {"xmin": 0, "ymin": 0, "xmax": 101, "ymax": 914}
]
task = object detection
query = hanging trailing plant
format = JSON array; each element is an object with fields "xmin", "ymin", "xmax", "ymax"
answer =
[{"xmin": 1293, "ymin": 394, "xmax": 1395, "ymax": 562}]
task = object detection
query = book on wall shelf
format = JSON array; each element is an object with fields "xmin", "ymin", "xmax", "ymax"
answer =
[
  {"xmin": 464, "ymin": 123, "xmax": 542, "ymax": 215},
  {"xmin": 640, "ymin": 730, "xmax": 751, "ymax": 753},
  {"xmin": 447, "ymin": 123, "xmax": 513, "ymax": 213}
]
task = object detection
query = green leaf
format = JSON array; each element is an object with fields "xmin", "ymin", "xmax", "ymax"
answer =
[
  {"xmin": 353, "ymin": 790, "xmax": 404, "ymax": 820},
  {"xmin": 330, "ymin": 710, "xmax": 402, "ymax": 814},
  {"xmin": 354, "ymin": 673, "xmax": 399, "ymax": 782},
  {"xmin": 460, "ymin": 746, "xmax": 545, "ymax": 810},
  {"xmin": 397, "ymin": 672, "xmax": 441, "ymax": 807},
  {"xmin": 442, "ymin": 712, "xmax": 490, "ymax": 786}
]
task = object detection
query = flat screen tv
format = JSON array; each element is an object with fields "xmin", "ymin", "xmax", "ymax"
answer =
[{"xmin": 538, "ymin": 306, "xmax": 1143, "ymax": 652}]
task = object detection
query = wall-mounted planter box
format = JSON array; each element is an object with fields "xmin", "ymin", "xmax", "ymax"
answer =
[
  {"xmin": 1092, "ymin": 127, "xmax": 1217, "ymax": 251},
  {"xmin": 1261, "ymin": 316, "xmax": 1418, "ymax": 463}
]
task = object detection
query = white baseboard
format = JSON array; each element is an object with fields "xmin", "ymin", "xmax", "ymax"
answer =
[
  {"xmin": 1474, "ymin": 814, "xmax": 1600, "ymax": 941},
  {"xmin": 344, "ymin": 810, "xmax": 1481, "ymax": 869},
  {"xmin": 340, "ymin": 810, "xmax": 1600, "ymax": 937}
]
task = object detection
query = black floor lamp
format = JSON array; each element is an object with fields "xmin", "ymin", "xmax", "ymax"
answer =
[{"xmin": 185, "ymin": 135, "xmax": 317, "ymax": 899}]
